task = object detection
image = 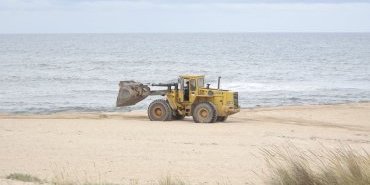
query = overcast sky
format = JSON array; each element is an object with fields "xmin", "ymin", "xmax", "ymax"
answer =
[{"xmin": 1, "ymin": 0, "xmax": 370, "ymax": 33}]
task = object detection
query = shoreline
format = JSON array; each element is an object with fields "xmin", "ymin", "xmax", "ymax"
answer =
[
  {"xmin": 1, "ymin": 101, "xmax": 369, "ymax": 119},
  {"xmin": 0, "ymin": 100, "xmax": 370, "ymax": 119}
]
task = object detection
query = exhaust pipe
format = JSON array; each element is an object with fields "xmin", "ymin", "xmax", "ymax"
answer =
[{"xmin": 217, "ymin": 76, "xmax": 221, "ymax": 90}]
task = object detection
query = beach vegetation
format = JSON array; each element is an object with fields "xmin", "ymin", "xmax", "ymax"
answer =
[
  {"xmin": 262, "ymin": 145, "xmax": 370, "ymax": 185},
  {"xmin": 6, "ymin": 173, "xmax": 43, "ymax": 183}
]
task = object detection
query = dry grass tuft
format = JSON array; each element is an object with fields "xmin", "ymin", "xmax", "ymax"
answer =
[
  {"xmin": 5, "ymin": 172, "xmax": 187, "ymax": 185},
  {"xmin": 262, "ymin": 145, "xmax": 370, "ymax": 185},
  {"xmin": 158, "ymin": 175, "xmax": 187, "ymax": 185},
  {"xmin": 49, "ymin": 165, "xmax": 118, "ymax": 185},
  {"xmin": 6, "ymin": 173, "xmax": 43, "ymax": 183},
  {"xmin": 51, "ymin": 172, "xmax": 116, "ymax": 185}
]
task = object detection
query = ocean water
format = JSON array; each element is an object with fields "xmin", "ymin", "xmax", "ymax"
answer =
[{"xmin": 0, "ymin": 33, "xmax": 369, "ymax": 113}]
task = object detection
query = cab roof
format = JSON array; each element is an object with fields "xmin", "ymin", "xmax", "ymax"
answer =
[{"xmin": 179, "ymin": 74, "xmax": 205, "ymax": 78}]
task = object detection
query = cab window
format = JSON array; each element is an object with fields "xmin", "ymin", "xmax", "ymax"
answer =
[
  {"xmin": 197, "ymin": 78, "xmax": 204, "ymax": 88},
  {"xmin": 179, "ymin": 78, "xmax": 183, "ymax": 90},
  {"xmin": 190, "ymin": 79, "xmax": 196, "ymax": 91}
]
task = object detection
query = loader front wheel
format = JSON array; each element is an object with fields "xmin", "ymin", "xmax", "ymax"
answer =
[
  {"xmin": 148, "ymin": 99, "xmax": 172, "ymax": 121},
  {"xmin": 192, "ymin": 102, "xmax": 217, "ymax": 123}
]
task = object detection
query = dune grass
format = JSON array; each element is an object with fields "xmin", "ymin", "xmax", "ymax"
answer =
[
  {"xmin": 49, "ymin": 174, "xmax": 185, "ymax": 185},
  {"xmin": 157, "ymin": 175, "xmax": 187, "ymax": 185},
  {"xmin": 262, "ymin": 145, "xmax": 370, "ymax": 185},
  {"xmin": 5, "ymin": 173, "xmax": 186, "ymax": 185},
  {"xmin": 50, "ymin": 169, "xmax": 117, "ymax": 185},
  {"xmin": 6, "ymin": 173, "xmax": 43, "ymax": 183}
]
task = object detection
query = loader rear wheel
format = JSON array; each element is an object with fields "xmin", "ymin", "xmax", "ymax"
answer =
[
  {"xmin": 192, "ymin": 102, "xmax": 217, "ymax": 123},
  {"xmin": 148, "ymin": 99, "xmax": 172, "ymax": 121},
  {"xmin": 217, "ymin": 116, "xmax": 228, "ymax": 122}
]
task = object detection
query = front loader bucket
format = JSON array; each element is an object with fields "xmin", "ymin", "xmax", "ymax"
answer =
[{"xmin": 116, "ymin": 81, "xmax": 151, "ymax": 107}]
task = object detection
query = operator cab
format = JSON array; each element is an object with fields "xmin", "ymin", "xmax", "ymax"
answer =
[{"xmin": 179, "ymin": 75, "xmax": 204, "ymax": 102}]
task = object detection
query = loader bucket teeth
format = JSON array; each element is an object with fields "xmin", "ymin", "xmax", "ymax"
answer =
[{"xmin": 116, "ymin": 81, "xmax": 151, "ymax": 107}]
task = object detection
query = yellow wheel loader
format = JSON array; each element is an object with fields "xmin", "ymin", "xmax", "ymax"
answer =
[{"xmin": 116, "ymin": 75, "xmax": 240, "ymax": 123}]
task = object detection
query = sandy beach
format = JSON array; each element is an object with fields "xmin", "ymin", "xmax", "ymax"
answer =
[{"xmin": 0, "ymin": 103, "xmax": 369, "ymax": 185}]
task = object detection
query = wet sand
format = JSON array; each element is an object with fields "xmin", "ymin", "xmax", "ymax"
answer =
[{"xmin": 0, "ymin": 103, "xmax": 369, "ymax": 184}]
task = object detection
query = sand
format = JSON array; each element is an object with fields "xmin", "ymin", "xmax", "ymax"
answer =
[{"xmin": 0, "ymin": 103, "xmax": 369, "ymax": 185}]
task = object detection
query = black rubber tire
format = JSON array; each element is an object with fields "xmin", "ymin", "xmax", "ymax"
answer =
[
  {"xmin": 192, "ymin": 102, "xmax": 218, "ymax": 123},
  {"xmin": 148, "ymin": 99, "xmax": 173, "ymax": 121},
  {"xmin": 217, "ymin": 116, "xmax": 228, "ymax": 122}
]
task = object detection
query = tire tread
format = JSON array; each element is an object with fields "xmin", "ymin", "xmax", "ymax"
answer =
[
  {"xmin": 148, "ymin": 99, "xmax": 173, "ymax": 121},
  {"xmin": 192, "ymin": 102, "xmax": 218, "ymax": 123}
]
